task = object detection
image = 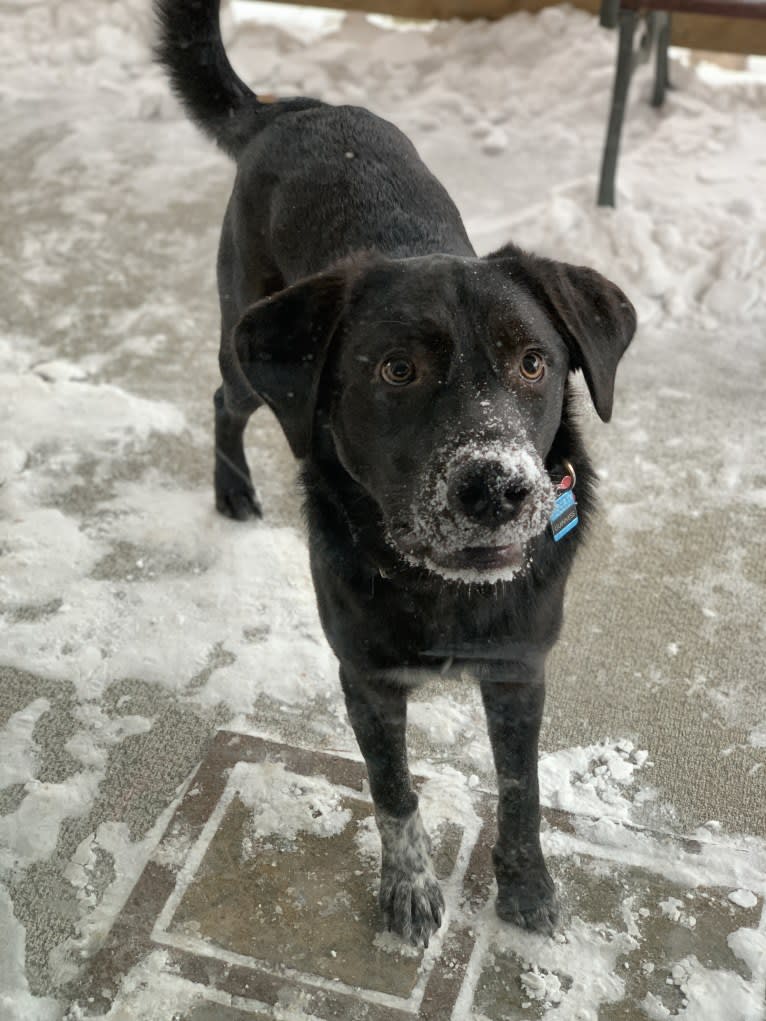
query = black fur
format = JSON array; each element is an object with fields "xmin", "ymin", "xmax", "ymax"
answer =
[{"xmin": 154, "ymin": 0, "xmax": 637, "ymax": 944}]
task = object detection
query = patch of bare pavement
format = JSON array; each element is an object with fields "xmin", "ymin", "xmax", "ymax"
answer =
[{"xmin": 66, "ymin": 734, "xmax": 764, "ymax": 1020}]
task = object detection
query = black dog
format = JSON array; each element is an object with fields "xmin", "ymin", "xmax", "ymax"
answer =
[{"xmin": 155, "ymin": 0, "xmax": 636, "ymax": 946}]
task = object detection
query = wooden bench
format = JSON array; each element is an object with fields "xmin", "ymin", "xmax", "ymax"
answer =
[{"xmin": 597, "ymin": 0, "xmax": 766, "ymax": 206}]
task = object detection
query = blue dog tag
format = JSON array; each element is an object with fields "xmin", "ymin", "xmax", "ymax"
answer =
[{"xmin": 550, "ymin": 487, "xmax": 579, "ymax": 542}]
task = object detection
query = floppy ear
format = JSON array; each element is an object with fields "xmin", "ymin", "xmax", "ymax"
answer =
[
  {"xmin": 220, "ymin": 270, "xmax": 347, "ymax": 458},
  {"xmin": 489, "ymin": 244, "xmax": 637, "ymax": 422}
]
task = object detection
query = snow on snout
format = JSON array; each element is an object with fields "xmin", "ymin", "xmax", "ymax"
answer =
[{"xmin": 396, "ymin": 439, "xmax": 556, "ymax": 558}]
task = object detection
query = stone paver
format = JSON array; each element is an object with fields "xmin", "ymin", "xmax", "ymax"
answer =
[{"xmin": 67, "ymin": 733, "xmax": 765, "ymax": 1019}]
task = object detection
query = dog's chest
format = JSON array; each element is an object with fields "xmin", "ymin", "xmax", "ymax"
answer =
[{"xmin": 346, "ymin": 571, "xmax": 560, "ymax": 672}]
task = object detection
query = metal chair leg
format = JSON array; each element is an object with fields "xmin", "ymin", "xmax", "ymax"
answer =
[
  {"xmin": 600, "ymin": 0, "xmax": 620, "ymax": 29},
  {"xmin": 651, "ymin": 12, "xmax": 671, "ymax": 107},
  {"xmin": 597, "ymin": 8, "xmax": 638, "ymax": 207}
]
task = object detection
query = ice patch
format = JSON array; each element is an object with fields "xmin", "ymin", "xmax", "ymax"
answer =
[
  {"xmin": 65, "ymin": 705, "xmax": 152, "ymax": 771},
  {"xmin": 372, "ymin": 929, "xmax": 421, "ymax": 957},
  {"xmin": 0, "ymin": 509, "xmax": 105, "ymax": 606},
  {"xmin": 51, "ymin": 792, "xmax": 188, "ymax": 989},
  {"xmin": 464, "ymin": 914, "xmax": 639, "ymax": 1019},
  {"xmin": 521, "ymin": 964, "xmax": 564, "ymax": 1004},
  {"xmin": 0, "ymin": 699, "xmax": 50, "ymax": 789},
  {"xmin": 1, "ymin": 480, "xmax": 336, "ymax": 708},
  {"xmin": 728, "ymin": 889, "xmax": 758, "ymax": 909},
  {"xmin": 654, "ymin": 953, "xmax": 765, "ymax": 1020},
  {"xmin": 0, "ymin": 887, "xmax": 59, "ymax": 1021},
  {"xmin": 659, "ymin": 896, "xmax": 683, "ymax": 921},
  {"xmin": 0, "ymin": 705, "xmax": 154, "ymax": 873},
  {"xmin": 727, "ymin": 925, "xmax": 766, "ymax": 978},
  {"xmin": 0, "ymin": 770, "xmax": 102, "ymax": 872},
  {"xmin": 0, "ymin": 369, "xmax": 186, "ymax": 457},
  {"xmin": 409, "ymin": 695, "xmax": 476, "ymax": 746},
  {"xmin": 354, "ymin": 815, "xmax": 380, "ymax": 866},
  {"xmin": 74, "ymin": 949, "xmax": 204, "ymax": 1021},
  {"xmin": 234, "ymin": 761, "xmax": 352, "ymax": 849},
  {"xmin": 539, "ymin": 740, "xmax": 652, "ymax": 823}
]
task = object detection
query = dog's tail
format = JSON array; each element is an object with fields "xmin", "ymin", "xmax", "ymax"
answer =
[{"xmin": 153, "ymin": 0, "xmax": 316, "ymax": 159}]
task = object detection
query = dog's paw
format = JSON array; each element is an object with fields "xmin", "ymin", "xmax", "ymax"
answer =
[
  {"xmin": 495, "ymin": 869, "xmax": 560, "ymax": 936},
  {"xmin": 215, "ymin": 484, "xmax": 262, "ymax": 521},
  {"xmin": 380, "ymin": 866, "xmax": 444, "ymax": 948},
  {"xmin": 376, "ymin": 809, "xmax": 445, "ymax": 948}
]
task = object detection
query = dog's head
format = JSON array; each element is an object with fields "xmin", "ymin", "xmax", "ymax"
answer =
[{"xmin": 226, "ymin": 249, "xmax": 636, "ymax": 582}]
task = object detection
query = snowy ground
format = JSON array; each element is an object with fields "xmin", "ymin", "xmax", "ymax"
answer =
[{"xmin": 1, "ymin": 0, "xmax": 765, "ymax": 1018}]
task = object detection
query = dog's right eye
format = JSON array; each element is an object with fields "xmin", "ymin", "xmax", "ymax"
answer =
[
  {"xmin": 520, "ymin": 350, "xmax": 546, "ymax": 382},
  {"xmin": 380, "ymin": 356, "xmax": 417, "ymax": 387}
]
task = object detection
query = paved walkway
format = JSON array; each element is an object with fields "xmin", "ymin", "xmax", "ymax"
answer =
[{"xmin": 1, "ymin": 3, "xmax": 764, "ymax": 1019}]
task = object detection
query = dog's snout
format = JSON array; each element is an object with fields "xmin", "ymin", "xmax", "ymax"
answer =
[{"xmin": 448, "ymin": 461, "xmax": 531, "ymax": 527}]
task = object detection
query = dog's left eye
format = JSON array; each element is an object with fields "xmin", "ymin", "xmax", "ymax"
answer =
[
  {"xmin": 380, "ymin": 356, "xmax": 417, "ymax": 386},
  {"xmin": 520, "ymin": 351, "xmax": 546, "ymax": 382}
]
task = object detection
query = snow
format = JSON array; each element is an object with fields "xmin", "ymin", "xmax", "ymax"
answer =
[
  {"xmin": 521, "ymin": 964, "xmax": 565, "ymax": 1004},
  {"xmin": 0, "ymin": 887, "xmax": 59, "ymax": 1021},
  {"xmin": 409, "ymin": 694, "xmax": 476, "ymax": 745},
  {"xmin": 50, "ymin": 800, "xmax": 186, "ymax": 988},
  {"xmin": 64, "ymin": 950, "xmax": 205, "ymax": 1021},
  {"xmin": 0, "ymin": 361, "xmax": 185, "ymax": 460},
  {"xmin": 729, "ymin": 889, "xmax": 759, "ymax": 910},
  {"xmin": 539, "ymin": 740, "xmax": 654, "ymax": 822},
  {"xmin": 457, "ymin": 913, "xmax": 641, "ymax": 1020},
  {"xmin": 728, "ymin": 926, "xmax": 766, "ymax": 980},
  {"xmin": 235, "ymin": 761, "xmax": 353, "ymax": 846},
  {"xmin": 1, "ymin": 0, "xmax": 765, "ymax": 1017},
  {"xmin": 0, "ymin": 770, "xmax": 102, "ymax": 872},
  {"xmin": 650, "ymin": 954, "xmax": 764, "ymax": 1021},
  {"xmin": 0, "ymin": 700, "xmax": 50, "ymax": 789},
  {"xmin": 2, "ymin": 475, "xmax": 336, "ymax": 704}
]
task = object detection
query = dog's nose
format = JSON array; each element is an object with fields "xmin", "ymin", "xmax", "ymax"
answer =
[{"xmin": 447, "ymin": 461, "xmax": 531, "ymax": 527}]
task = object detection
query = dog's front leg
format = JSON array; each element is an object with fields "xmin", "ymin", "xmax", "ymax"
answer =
[
  {"xmin": 213, "ymin": 384, "xmax": 261, "ymax": 520},
  {"xmin": 480, "ymin": 669, "xmax": 559, "ymax": 934},
  {"xmin": 340, "ymin": 667, "xmax": 444, "ymax": 947}
]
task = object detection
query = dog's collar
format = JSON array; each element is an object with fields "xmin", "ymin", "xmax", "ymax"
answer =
[
  {"xmin": 549, "ymin": 459, "xmax": 579, "ymax": 542},
  {"xmin": 551, "ymin": 459, "xmax": 576, "ymax": 490}
]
